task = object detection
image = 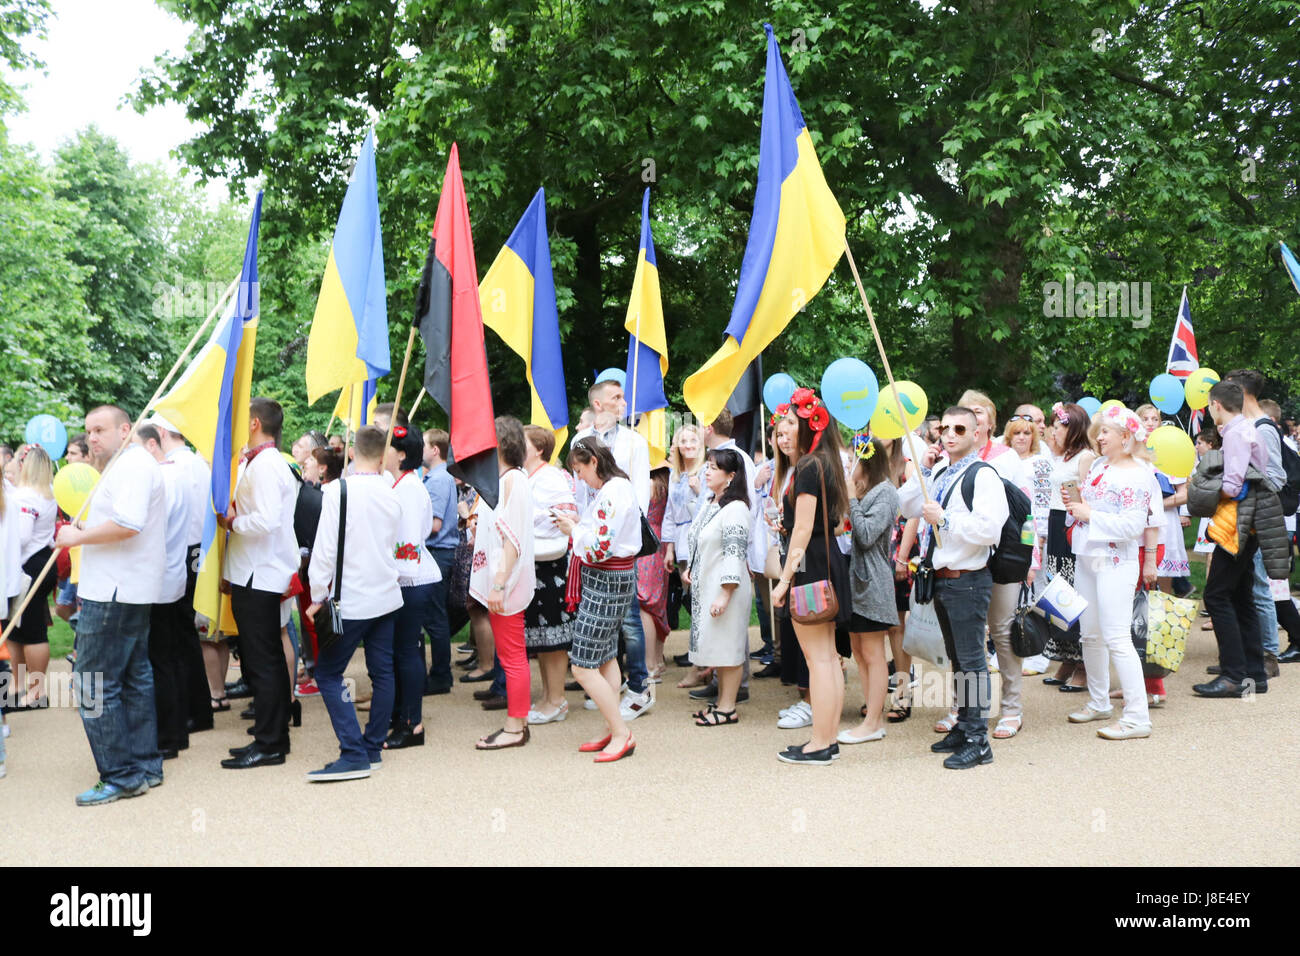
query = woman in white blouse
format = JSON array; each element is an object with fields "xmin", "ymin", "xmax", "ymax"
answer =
[
  {"xmin": 682, "ymin": 449, "xmax": 751, "ymax": 725},
  {"xmin": 9, "ymin": 445, "xmax": 56, "ymax": 706},
  {"xmin": 1063, "ymin": 406, "xmax": 1160, "ymax": 740},
  {"xmin": 551, "ymin": 438, "xmax": 642, "ymax": 763},
  {"xmin": 383, "ymin": 428, "xmax": 442, "ymax": 750},
  {"xmin": 522, "ymin": 425, "xmax": 579, "ymax": 725},
  {"xmin": 470, "ymin": 417, "xmax": 536, "ymax": 751}
]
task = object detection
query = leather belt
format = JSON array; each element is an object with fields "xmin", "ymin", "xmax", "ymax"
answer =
[{"xmin": 935, "ymin": 567, "xmax": 978, "ymax": 579}]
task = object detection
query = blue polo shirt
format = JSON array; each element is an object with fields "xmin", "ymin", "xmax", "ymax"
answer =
[{"xmin": 423, "ymin": 462, "xmax": 459, "ymax": 550}]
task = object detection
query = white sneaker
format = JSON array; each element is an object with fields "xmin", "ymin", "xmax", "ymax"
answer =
[
  {"xmin": 1, "ymin": 722, "xmax": 9, "ymax": 738},
  {"xmin": 778, "ymin": 701, "xmax": 802, "ymax": 718},
  {"xmin": 1097, "ymin": 721, "xmax": 1152, "ymax": 740},
  {"xmin": 527, "ymin": 701, "xmax": 569, "ymax": 725},
  {"xmin": 619, "ymin": 689, "xmax": 654, "ymax": 721},
  {"xmin": 583, "ymin": 697, "xmax": 599, "ymax": 710},
  {"xmin": 777, "ymin": 700, "xmax": 813, "ymax": 729}
]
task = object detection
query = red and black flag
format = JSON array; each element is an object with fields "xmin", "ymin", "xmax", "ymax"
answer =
[{"xmin": 417, "ymin": 143, "xmax": 499, "ymax": 508}]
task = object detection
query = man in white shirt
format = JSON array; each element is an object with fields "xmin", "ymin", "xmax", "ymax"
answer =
[
  {"xmin": 572, "ymin": 380, "xmax": 654, "ymax": 720},
  {"xmin": 305, "ymin": 426, "xmax": 404, "ymax": 781},
  {"xmin": 137, "ymin": 424, "xmax": 192, "ymax": 759},
  {"xmin": 55, "ymin": 405, "xmax": 167, "ymax": 805},
  {"xmin": 218, "ymin": 398, "xmax": 299, "ymax": 769},
  {"xmin": 147, "ymin": 414, "xmax": 215, "ymax": 734},
  {"xmin": 898, "ymin": 406, "xmax": 1007, "ymax": 771}
]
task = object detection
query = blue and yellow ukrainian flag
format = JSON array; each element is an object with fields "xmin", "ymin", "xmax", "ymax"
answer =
[
  {"xmin": 332, "ymin": 376, "xmax": 378, "ymax": 433},
  {"xmin": 623, "ymin": 188, "xmax": 669, "ymax": 467},
  {"xmin": 154, "ymin": 192, "xmax": 263, "ymax": 628},
  {"xmin": 305, "ymin": 128, "xmax": 390, "ymax": 404},
  {"xmin": 683, "ymin": 24, "xmax": 846, "ymax": 426},
  {"xmin": 479, "ymin": 188, "xmax": 569, "ymax": 453}
]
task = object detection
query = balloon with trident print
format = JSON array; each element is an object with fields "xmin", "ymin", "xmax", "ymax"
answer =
[{"xmin": 820, "ymin": 358, "xmax": 879, "ymax": 429}]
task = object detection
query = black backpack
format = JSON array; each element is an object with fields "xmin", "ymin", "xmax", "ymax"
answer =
[
  {"xmin": 1255, "ymin": 419, "xmax": 1300, "ymax": 516},
  {"xmin": 937, "ymin": 461, "xmax": 1033, "ymax": 585}
]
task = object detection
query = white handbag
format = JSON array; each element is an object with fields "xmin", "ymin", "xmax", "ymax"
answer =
[{"xmin": 903, "ymin": 592, "xmax": 948, "ymax": 668}]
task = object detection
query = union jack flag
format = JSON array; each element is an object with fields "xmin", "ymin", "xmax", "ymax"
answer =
[{"xmin": 1166, "ymin": 287, "xmax": 1202, "ymax": 433}]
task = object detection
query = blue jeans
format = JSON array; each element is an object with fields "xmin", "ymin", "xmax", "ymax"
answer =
[
  {"xmin": 933, "ymin": 569, "xmax": 994, "ymax": 741},
  {"xmin": 75, "ymin": 599, "xmax": 161, "ymax": 789},
  {"xmin": 620, "ymin": 602, "xmax": 648, "ymax": 694},
  {"xmin": 395, "ymin": 584, "xmax": 432, "ymax": 724},
  {"xmin": 1252, "ymin": 548, "xmax": 1279, "ymax": 656},
  {"xmin": 315, "ymin": 612, "xmax": 397, "ymax": 765},
  {"xmin": 422, "ymin": 547, "xmax": 457, "ymax": 685}
]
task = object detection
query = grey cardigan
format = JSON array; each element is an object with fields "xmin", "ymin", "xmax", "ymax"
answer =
[{"xmin": 848, "ymin": 481, "xmax": 901, "ymax": 627}]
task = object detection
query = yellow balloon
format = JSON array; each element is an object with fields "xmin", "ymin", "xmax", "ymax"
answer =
[
  {"xmin": 870, "ymin": 382, "xmax": 928, "ymax": 440},
  {"xmin": 1100, "ymin": 399, "xmax": 1126, "ymax": 412},
  {"xmin": 1146, "ymin": 424, "xmax": 1196, "ymax": 478},
  {"xmin": 1184, "ymin": 367, "xmax": 1219, "ymax": 410},
  {"xmin": 52, "ymin": 462, "xmax": 100, "ymax": 518}
]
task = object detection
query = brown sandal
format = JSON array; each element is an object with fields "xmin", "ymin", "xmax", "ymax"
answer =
[{"xmin": 476, "ymin": 726, "xmax": 530, "ymax": 750}]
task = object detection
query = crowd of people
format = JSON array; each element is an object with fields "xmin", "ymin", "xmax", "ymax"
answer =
[{"xmin": 1, "ymin": 368, "xmax": 1298, "ymax": 796}]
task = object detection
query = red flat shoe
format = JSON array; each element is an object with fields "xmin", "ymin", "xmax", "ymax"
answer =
[
  {"xmin": 593, "ymin": 735, "xmax": 635, "ymax": 763},
  {"xmin": 578, "ymin": 734, "xmax": 612, "ymax": 753}
]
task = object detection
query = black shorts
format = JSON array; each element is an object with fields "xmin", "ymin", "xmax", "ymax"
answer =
[{"xmin": 849, "ymin": 613, "xmax": 896, "ymax": 634}]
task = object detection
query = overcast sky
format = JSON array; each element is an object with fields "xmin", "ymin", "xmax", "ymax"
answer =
[{"xmin": 6, "ymin": 0, "xmax": 232, "ymax": 199}]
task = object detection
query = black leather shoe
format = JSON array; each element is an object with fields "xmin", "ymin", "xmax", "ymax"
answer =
[
  {"xmin": 424, "ymin": 678, "xmax": 452, "ymax": 696},
  {"xmin": 220, "ymin": 748, "xmax": 286, "ymax": 769},
  {"xmin": 1278, "ymin": 645, "xmax": 1300, "ymax": 664},
  {"xmin": 1042, "ymin": 676, "xmax": 1065, "ymax": 686},
  {"xmin": 480, "ymin": 694, "xmax": 508, "ymax": 711},
  {"xmin": 689, "ymin": 684, "xmax": 718, "ymax": 701},
  {"xmin": 1058, "ymin": 682, "xmax": 1087, "ymax": 693},
  {"xmin": 472, "ymin": 688, "xmax": 497, "ymax": 701},
  {"xmin": 161, "ymin": 749, "xmax": 179, "ymax": 760},
  {"xmin": 1192, "ymin": 676, "xmax": 1255, "ymax": 698},
  {"xmin": 754, "ymin": 662, "xmax": 782, "ymax": 679},
  {"xmin": 943, "ymin": 737, "xmax": 993, "ymax": 769},
  {"xmin": 240, "ymin": 705, "xmax": 256, "ymax": 720},
  {"xmin": 775, "ymin": 744, "xmax": 835, "ymax": 765},
  {"xmin": 1206, "ymin": 664, "xmax": 1223, "ymax": 675},
  {"xmin": 384, "ymin": 725, "xmax": 425, "ymax": 749},
  {"xmin": 674, "ymin": 654, "xmax": 691, "ymax": 667},
  {"xmin": 931, "ymin": 728, "xmax": 964, "ymax": 753},
  {"xmin": 459, "ymin": 670, "xmax": 494, "ymax": 683},
  {"xmin": 229, "ymin": 742, "xmax": 290, "ymax": 757},
  {"xmin": 225, "ymin": 678, "xmax": 252, "ymax": 699}
]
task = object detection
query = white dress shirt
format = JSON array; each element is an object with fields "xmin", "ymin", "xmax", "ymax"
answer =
[
  {"xmin": 309, "ymin": 474, "xmax": 403, "ymax": 620},
  {"xmin": 11, "ymin": 487, "xmax": 55, "ymax": 564},
  {"xmin": 79, "ymin": 444, "xmax": 167, "ymax": 605},
  {"xmin": 167, "ymin": 445, "xmax": 211, "ymax": 545},
  {"xmin": 157, "ymin": 455, "xmax": 192, "ymax": 603},
  {"xmin": 898, "ymin": 457, "xmax": 1008, "ymax": 571},
  {"xmin": 223, "ymin": 447, "xmax": 299, "ymax": 593},
  {"xmin": 392, "ymin": 471, "xmax": 441, "ymax": 587},
  {"xmin": 572, "ymin": 476, "xmax": 642, "ymax": 562},
  {"xmin": 573, "ymin": 424, "xmax": 651, "ymax": 513}
]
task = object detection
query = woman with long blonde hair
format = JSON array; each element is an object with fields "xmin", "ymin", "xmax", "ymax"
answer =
[{"xmin": 9, "ymin": 445, "xmax": 57, "ymax": 706}]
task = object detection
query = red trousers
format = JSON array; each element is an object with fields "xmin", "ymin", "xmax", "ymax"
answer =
[{"xmin": 491, "ymin": 611, "xmax": 530, "ymax": 719}]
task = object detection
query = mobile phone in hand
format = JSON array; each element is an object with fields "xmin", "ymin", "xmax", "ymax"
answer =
[{"xmin": 1062, "ymin": 480, "xmax": 1081, "ymax": 504}]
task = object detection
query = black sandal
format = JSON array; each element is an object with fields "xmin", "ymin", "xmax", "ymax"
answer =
[
  {"xmin": 886, "ymin": 699, "xmax": 911, "ymax": 723},
  {"xmin": 694, "ymin": 706, "xmax": 738, "ymax": 726},
  {"xmin": 211, "ymin": 696, "xmax": 231, "ymax": 712}
]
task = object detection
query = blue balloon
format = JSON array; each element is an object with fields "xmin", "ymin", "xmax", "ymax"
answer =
[
  {"xmin": 595, "ymin": 367, "xmax": 626, "ymax": 388},
  {"xmin": 820, "ymin": 358, "xmax": 879, "ymax": 429},
  {"xmin": 1148, "ymin": 373, "xmax": 1184, "ymax": 415},
  {"xmin": 763, "ymin": 372, "xmax": 797, "ymax": 411},
  {"xmin": 25, "ymin": 414, "xmax": 68, "ymax": 460},
  {"xmin": 1077, "ymin": 396, "xmax": 1101, "ymax": 418}
]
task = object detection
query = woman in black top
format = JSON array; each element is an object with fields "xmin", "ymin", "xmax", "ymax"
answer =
[{"xmin": 771, "ymin": 388, "xmax": 852, "ymax": 766}]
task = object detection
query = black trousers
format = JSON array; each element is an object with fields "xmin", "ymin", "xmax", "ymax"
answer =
[
  {"xmin": 149, "ymin": 599, "xmax": 190, "ymax": 752},
  {"xmin": 230, "ymin": 581, "xmax": 291, "ymax": 751},
  {"xmin": 183, "ymin": 546, "xmax": 214, "ymax": 729},
  {"xmin": 1204, "ymin": 537, "xmax": 1266, "ymax": 685}
]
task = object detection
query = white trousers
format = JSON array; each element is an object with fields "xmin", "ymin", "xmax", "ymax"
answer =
[{"xmin": 1074, "ymin": 555, "xmax": 1150, "ymax": 727}]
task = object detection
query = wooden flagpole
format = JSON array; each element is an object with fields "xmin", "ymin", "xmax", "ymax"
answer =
[
  {"xmin": 1, "ymin": 273, "xmax": 241, "ymax": 649},
  {"xmin": 341, "ymin": 382, "xmax": 355, "ymax": 469},
  {"xmin": 407, "ymin": 386, "xmax": 427, "ymax": 423},
  {"xmin": 628, "ymin": 311, "xmax": 642, "ymax": 430},
  {"xmin": 383, "ymin": 326, "xmax": 419, "ymax": 461},
  {"xmin": 842, "ymin": 240, "xmax": 941, "ymax": 546}
]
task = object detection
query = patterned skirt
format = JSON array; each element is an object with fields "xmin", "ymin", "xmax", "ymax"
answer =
[
  {"xmin": 635, "ymin": 545, "xmax": 670, "ymax": 641},
  {"xmin": 525, "ymin": 554, "xmax": 574, "ymax": 653},
  {"xmin": 1042, "ymin": 509, "xmax": 1083, "ymax": 663},
  {"xmin": 568, "ymin": 563, "xmax": 637, "ymax": 669}
]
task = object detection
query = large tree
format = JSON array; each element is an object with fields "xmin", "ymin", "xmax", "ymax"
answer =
[{"xmin": 138, "ymin": 0, "xmax": 1300, "ymax": 427}]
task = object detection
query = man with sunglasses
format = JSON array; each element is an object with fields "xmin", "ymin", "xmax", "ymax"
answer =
[{"xmin": 898, "ymin": 407, "xmax": 1008, "ymax": 769}]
